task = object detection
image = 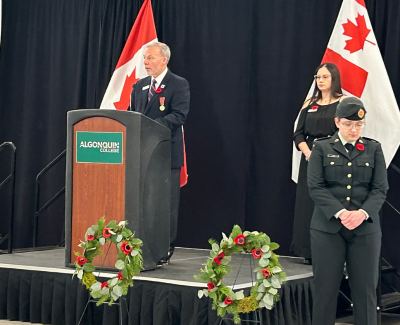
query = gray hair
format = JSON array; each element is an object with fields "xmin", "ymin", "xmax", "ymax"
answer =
[{"xmin": 145, "ymin": 41, "xmax": 171, "ymax": 63}]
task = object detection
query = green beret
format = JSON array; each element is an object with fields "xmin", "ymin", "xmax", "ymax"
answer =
[{"xmin": 336, "ymin": 97, "xmax": 366, "ymax": 120}]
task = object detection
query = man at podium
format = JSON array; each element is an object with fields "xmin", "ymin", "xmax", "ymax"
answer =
[{"xmin": 129, "ymin": 41, "xmax": 190, "ymax": 265}]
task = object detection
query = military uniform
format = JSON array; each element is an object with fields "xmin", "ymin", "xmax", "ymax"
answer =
[
  {"xmin": 307, "ymin": 97, "xmax": 388, "ymax": 325},
  {"xmin": 308, "ymin": 133, "xmax": 387, "ymax": 235}
]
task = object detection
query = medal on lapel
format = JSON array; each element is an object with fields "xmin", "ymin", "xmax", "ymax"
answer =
[{"xmin": 159, "ymin": 97, "xmax": 165, "ymax": 111}]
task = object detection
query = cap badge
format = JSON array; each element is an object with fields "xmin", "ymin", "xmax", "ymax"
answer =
[{"xmin": 358, "ymin": 109, "xmax": 364, "ymax": 118}]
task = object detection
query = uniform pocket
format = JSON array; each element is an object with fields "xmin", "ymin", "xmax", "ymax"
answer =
[
  {"xmin": 323, "ymin": 157, "xmax": 344, "ymax": 182},
  {"xmin": 356, "ymin": 158, "xmax": 374, "ymax": 182}
]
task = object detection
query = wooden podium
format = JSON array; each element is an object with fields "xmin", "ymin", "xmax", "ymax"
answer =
[{"xmin": 65, "ymin": 109, "xmax": 171, "ymax": 270}]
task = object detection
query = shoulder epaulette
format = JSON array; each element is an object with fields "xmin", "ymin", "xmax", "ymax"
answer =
[
  {"xmin": 314, "ymin": 135, "xmax": 332, "ymax": 142},
  {"xmin": 362, "ymin": 137, "xmax": 380, "ymax": 143}
]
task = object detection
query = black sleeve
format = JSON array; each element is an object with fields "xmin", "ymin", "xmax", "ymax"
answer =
[
  {"xmin": 360, "ymin": 143, "xmax": 389, "ymax": 222},
  {"xmin": 293, "ymin": 108, "xmax": 308, "ymax": 150},
  {"xmin": 154, "ymin": 78, "xmax": 190, "ymax": 131},
  {"xmin": 128, "ymin": 83, "xmax": 137, "ymax": 111}
]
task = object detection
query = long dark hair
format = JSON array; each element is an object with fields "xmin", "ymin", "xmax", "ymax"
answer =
[{"xmin": 309, "ymin": 63, "xmax": 343, "ymax": 104}]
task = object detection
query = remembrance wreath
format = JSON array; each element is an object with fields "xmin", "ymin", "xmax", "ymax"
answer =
[
  {"xmin": 194, "ymin": 225, "xmax": 286, "ymax": 324},
  {"xmin": 73, "ymin": 217, "xmax": 143, "ymax": 305}
]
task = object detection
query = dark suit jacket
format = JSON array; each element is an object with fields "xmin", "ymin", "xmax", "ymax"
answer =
[
  {"xmin": 307, "ymin": 132, "xmax": 388, "ymax": 235},
  {"xmin": 129, "ymin": 70, "xmax": 190, "ymax": 168}
]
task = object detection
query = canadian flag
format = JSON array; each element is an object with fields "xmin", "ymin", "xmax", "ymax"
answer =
[
  {"xmin": 100, "ymin": 0, "xmax": 157, "ymax": 110},
  {"xmin": 292, "ymin": 0, "xmax": 400, "ymax": 182}
]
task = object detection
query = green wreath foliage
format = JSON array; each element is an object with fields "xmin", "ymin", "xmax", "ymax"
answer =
[
  {"xmin": 194, "ymin": 225, "xmax": 286, "ymax": 324},
  {"xmin": 73, "ymin": 217, "xmax": 143, "ymax": 305}
]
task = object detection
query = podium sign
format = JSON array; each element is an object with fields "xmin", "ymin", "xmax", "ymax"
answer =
[
  {"xmin": 65, "ymin": 109, "xmax": 171, "ymax": 270},
  {"xmin": 76, "ymin": 131, "xmax": 123, "ymax": 164}
]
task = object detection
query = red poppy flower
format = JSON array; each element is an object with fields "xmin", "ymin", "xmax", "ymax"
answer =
[
  {"xmin": 214, "ymin": 252, "xmax": 224, "ymax": 265},
  {"xmin": 117, "ymin": 271, "xmax": 124, "ymax": 280},
  {"xmin": 311, "ymin": 106, "xmax": 318, "ymax": 110},
  {"xmin": 101, "ymin": 282, "xmax": 108, "ymax": 289},
  {"xmin": 252, "ymin": 248, "xmax": 263, "ymax": 258},
  {"xmin": 103, "ymin": 228, "xmax": 111, "ymax": 238},
  {"xmin": 224, "ymin": 297, "xmax": 233, "ymax": 305},
  {"xmin": 234, "ymin": 234, "xmax": 245, "ymax": 245},
  {"xmin": 87, "ymin": 234, "xmax": 95, "ymax": 241},
  {"xmin": 356, "ymin": 143, "xmax": 364, "ymax": 151},
  {"xmin": 121, "ymin": 241, "xmax": 132, "ymax": 255},
  {"xmin": 77, "ymin": 256, "xmax": 88, "ymax": 266},
  {"xmin": 262, "ymin": 267, "xmax": 272, "ymax": 277},
  {"xmin": 207, "ymin": 282, "xmax": 216, "ymax": 291},
  {"xmin": 156, "ymin": 88, "xmax": 162, "ymax": 93}
]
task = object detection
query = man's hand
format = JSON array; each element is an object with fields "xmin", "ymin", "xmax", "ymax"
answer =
[{"xmin": 339, "ymin": 210, "xmax": 366, "ymax": 230}]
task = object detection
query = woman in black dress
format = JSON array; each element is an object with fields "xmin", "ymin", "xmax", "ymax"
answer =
[{"xmin": 291, "ymin": 63, "xmax": 346, "ymax": 264}]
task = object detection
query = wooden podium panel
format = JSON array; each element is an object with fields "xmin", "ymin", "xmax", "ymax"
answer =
[
  {"xmin": 71, "ymin": 117, "xmax": 126, "ymax": 268},
  {"xmin": 66, "ymin": 109, "xmax": 171, "ymax": 270}
]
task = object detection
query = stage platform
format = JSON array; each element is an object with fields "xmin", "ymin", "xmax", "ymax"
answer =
[{"xmin": 0, "ymin": 248, "xmax": 314, "ymax": 325}]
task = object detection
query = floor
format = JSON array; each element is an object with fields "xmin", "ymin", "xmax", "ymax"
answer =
[{"xmin": 0, "ymin": 247, "xmax": 313, "ymax": 287}]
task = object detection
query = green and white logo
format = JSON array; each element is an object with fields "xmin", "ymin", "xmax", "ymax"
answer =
[{"xmin": 76, "ymin": 132, "xmax": 123, "ymax": 164}]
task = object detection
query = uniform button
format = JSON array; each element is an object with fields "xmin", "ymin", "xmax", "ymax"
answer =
[
  {"xmin": 347, "ymin": 174, "xmax": 352, "ymax": 178},
  {"xmin": 366, "ymin": 162, "xmax": 369, "ymax": 166},
  {"xmin": 330, "ymin": 162, "xmax": 335, "ymax": 165},
  {"xmin": 347, "ymin": 185, "xmax": 351, "ymax": 189},
  {"xmin": 335, "ymin": 139, "xmax": 339, "ymax": 142},
  {"xmin": 346, "ymin": 197, "xmax": 350, "ymax": 201},
  {"xmin": 348, "ymin": 162, "xmax": 352, "ymax": 166}
]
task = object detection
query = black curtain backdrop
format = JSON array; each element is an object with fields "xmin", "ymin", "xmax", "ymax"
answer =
[{"xmin": 0, "ymin": 0, "xmax": 400, "ymax": 270}]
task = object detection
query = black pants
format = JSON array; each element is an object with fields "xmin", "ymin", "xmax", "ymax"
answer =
[
  {"xmin": 311, "ymin": 227, "xmax": 381, "ymax": 325},
  {"xmin": 169, "ymin": 168, "xmax": 181, "ymax": 251}
]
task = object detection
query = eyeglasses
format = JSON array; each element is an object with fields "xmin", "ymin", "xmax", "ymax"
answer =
[
  {"xmin": 314, "ymin": 74, "xmax": 331, "ymax": 81},
  {"xmin": 340, "ymin": 121, "xmax": 366, "ymax": 130}
]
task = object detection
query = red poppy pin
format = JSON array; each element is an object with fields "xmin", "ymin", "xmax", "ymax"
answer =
[
  {"xmin": 356, "ymin": 143, "xmax": 364, "ymax": 151},
  {"xmin": 311, "ymin": 106, "xmax": 318, "ymax": 110},
  {"xmin": 156, "ymin": 84, "xmax": 165, "ymax": 93}
]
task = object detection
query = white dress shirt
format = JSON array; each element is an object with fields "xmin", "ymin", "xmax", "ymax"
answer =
[{"xmin": 150, "ymin": 68, "xmax": 168, "ymax": 90}]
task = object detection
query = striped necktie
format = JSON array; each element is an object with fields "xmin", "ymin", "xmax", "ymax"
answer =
[{"xmin": 148, "ymin": 79, "xmax": 157, "ymax": 102}]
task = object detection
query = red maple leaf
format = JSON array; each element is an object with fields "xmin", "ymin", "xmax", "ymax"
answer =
[
  {"xmin": 342, "ymin": 13, "xmax": 375, "ymax": 54},
  {"xmin": 113, "ymin": 68, "xmax": 140, "ymax": 110},
  {"xmin": 355, "ymin": 0, "xmax": 366, "ymax": 8}
]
